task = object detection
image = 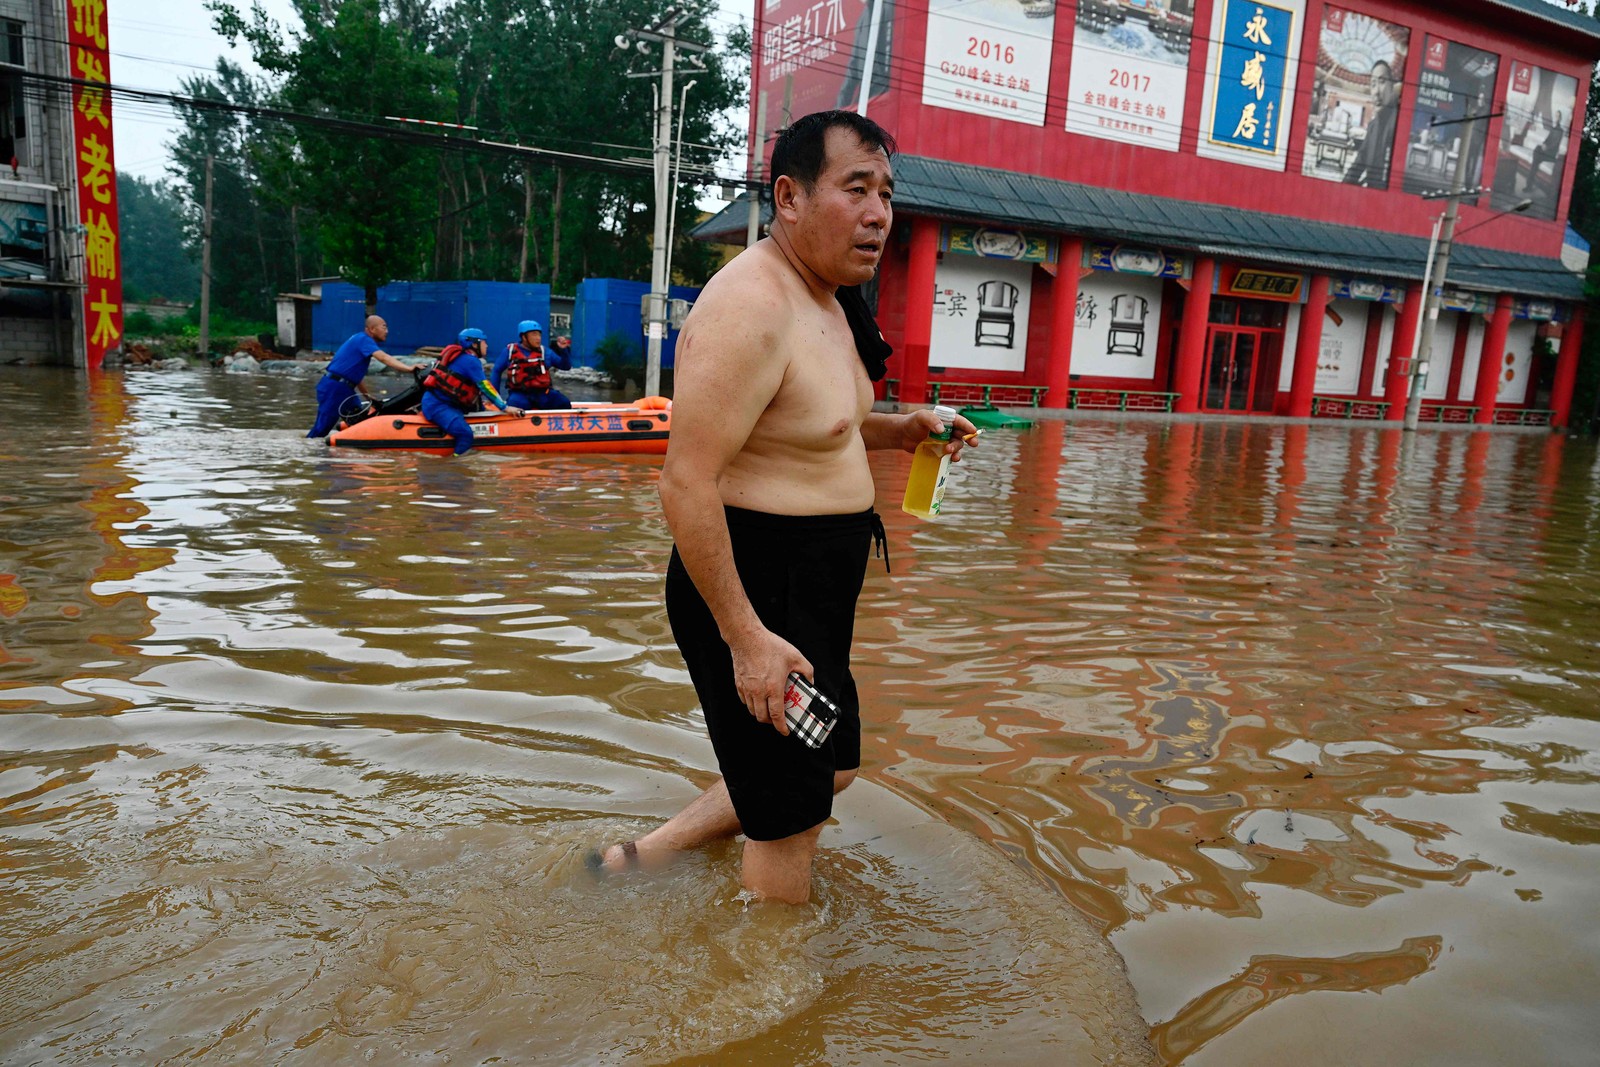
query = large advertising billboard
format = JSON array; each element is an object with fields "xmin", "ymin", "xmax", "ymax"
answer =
[
  {"xmin": 929, "ymin": 255, "xmax": 1034, "ymax": 372},
  {"xmin": 757, "ymin": 0, "xmax": 893, "ymax": 145},
  {"xmin": 1198, "ymin": 0, "xmax": 1306, "ymax": 169},
  {"xmin": 1073, "ymin": 271, "xmax": 1163, "ymax": 379},
  {"xmin": 68, "ymin": 0, "xmax": 123, "ymax": 369},
  {"xmin": 1301, "ymin": 8, "xmax": 1409, "ymax": 188},
  {"xmin": 1064, "ymin": 0, "xmax": 1194, "ymax": 151},
  {"xmin": 1401, "ymin": 35, "xmax": 1499, "ymax": 198},
  {"xmin": 1490, "ymin": 61, "xmax": 1578, "ymax": 220},
  {"xmin": 922, "ymin": 0, "xmax": 1057, "ymax": 126}
]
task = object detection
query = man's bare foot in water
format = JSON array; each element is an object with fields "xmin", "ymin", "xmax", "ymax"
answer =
[
  {"xmin": 586, "ymin": 779, "xmax": 746, "ymax": 878},
  {"xmin": 584, "ymin": 839, "xmax": 681, "ymax": 877}
]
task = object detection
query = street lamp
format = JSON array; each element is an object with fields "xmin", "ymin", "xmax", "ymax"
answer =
[{"xmin": 1403, "ymin": 190, "xmax": 1535, "ymax": 431}]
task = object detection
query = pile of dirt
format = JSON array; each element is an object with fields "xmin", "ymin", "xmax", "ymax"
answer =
[{"xmin": 233, "ymin": 338, "xmax": 290, "ymax": 361}]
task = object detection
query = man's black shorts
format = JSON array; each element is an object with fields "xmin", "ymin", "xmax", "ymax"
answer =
[{"xmin": 665, "ymin": 505, "xmax": 875, "ymax": 842}]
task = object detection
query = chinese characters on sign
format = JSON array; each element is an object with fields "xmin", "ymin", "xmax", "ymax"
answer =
[
  {"xmin": 1065, "ymin": 0, "xmax": 1192, "ymax": 152},
  {"xmin": 756, "ymin": 0, "xmax": 887, "ymax": 147},
  {"xmin": 69, "ymin": 0, "xmax": 122, "ymax": 369},
  {"xmin": 1201, "ymin": 0, "xmax": 1304, "ymax": 170},
  {"xmin": 922, "ymin": 0, "xmax": 1055, "ymax": 126},
  {"xmin": 1225, "ymin": 268, "xmax": 1304, "ymax": 299},
  {"xmin": 761, "ymin": 0, "xmax": 848, "ymax": 81}
]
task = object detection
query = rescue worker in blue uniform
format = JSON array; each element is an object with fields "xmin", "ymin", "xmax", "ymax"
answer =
[
  {"xmin": 492, "ymin": 319, "xmax": 573, "ymax": 411},
  {"xmin": 307, "ymin": 315, "xmax": 415, "ymax": 438},
  {"xmin": 420, "ymin": 328, "xmax": 525, "ymax": 455}
]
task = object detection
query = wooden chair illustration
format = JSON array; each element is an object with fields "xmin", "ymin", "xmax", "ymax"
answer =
[
  {"xmin": 1107, "ymin": 294, "xmax": 1150, "ymax": 356},
  {"xmin": 974, "ymin": 280, "xmax": 1020, "ymax": 347}
]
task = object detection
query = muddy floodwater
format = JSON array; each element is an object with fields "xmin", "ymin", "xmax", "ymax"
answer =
[{"xmin": 2, "ymin": 367, "xmax": 1598, "ymax": 1065}]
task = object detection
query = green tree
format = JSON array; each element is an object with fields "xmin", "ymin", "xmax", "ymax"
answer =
[
  {"xmin": 116, "ymin": 174, "xmax": 199, "ymax": 305},
  {"xmin": 1567, "ymin": 51, "xmax": 1600, "ymax": 432},
  {"xmin": 168, "ymin": 60, "xmax": 303, "ymax": 320},
  {"xmin": 435, "ymin": 0, "xmax": 746, "ymax": 292},
  {"xmin": 211, "ymin": 0, "xmax": 454, "ymax": 309}
]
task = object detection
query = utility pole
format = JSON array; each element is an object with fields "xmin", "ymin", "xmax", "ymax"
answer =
[
  {"xmin": 856, "ymin": 0, "xmax": 886, "ymax": 116},
  {"xmin": 1404, "ymin": 110, "xmax": 1490, "ymax": 431},
  {"xmin": 199, "ymin": 154, "xmax": 213, "ymax": 360},
  {"xmin": 616, "ymin": 9, "xmax": 708, "ymax": 398},
  {"xmin": 747, "ymin": 90, "xmax": 767, "ymax": 248}
]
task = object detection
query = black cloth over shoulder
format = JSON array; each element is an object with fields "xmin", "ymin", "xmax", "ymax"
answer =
[{"xmin": 836, "ymin": 283, "xmax": 891, "ymax": 382}]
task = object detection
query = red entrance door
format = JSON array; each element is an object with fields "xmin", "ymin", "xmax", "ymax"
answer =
[{"xmin": 1203, "ymin": 326, "xmax": 1282, "ymax": 413}]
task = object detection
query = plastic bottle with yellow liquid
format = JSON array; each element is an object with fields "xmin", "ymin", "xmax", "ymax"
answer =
[{"xmin": 901, "ymin": 405, "xmax": 960, "ymax": 520}]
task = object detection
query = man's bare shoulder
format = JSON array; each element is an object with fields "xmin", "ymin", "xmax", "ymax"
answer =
[{"xmin": 690, "ymin": 240, "xmax": 803, "ymax": 325}]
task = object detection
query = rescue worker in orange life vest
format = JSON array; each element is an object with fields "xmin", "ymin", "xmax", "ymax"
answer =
[
  {"xmin": 420, "ymin": 328, "xmax": 525, "ymax": 455},
  {"xmin": 492, "ymin": 319, "xmax": 573, "ymax": 411}
]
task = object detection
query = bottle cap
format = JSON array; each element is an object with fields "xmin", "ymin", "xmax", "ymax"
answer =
[{"xmin": 932, "ymin": 405, "xmax": 959, "ymax": 423}]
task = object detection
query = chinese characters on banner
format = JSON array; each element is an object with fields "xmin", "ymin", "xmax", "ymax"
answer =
[
  {"xmin": 1065, "ymin": 0, "xmax": 1194, "ymax": 151},
  {"xmin": 758, "ymin": 0, "xmax": 891, "ymax": 147},
  {"xmin": 1400, "ymin": 35, "xmax": 1498, "ymax": 198},
  {"xmin": 922, "ymin": 0, "xmax": 1055, "ymax": 126},
  {"xmin": 1302, "ymin": 8, "xmax": 1409, "ymax": 188},
  {"xmin": 68, "ymin": 0, "xmax": 121, "ymax": 370},
  {"xmin": 1491, "ymin": 61, "xmax": 1577, "ymax": 220},
  {"xmin": 1200, "ymin": 0, "xmax": 1305, "ymax": 169}
]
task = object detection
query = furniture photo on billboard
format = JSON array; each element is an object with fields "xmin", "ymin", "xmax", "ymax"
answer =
[
  {"xmin": 975, "ymin": 281, "xmax": 1020, "ymax": 347},
  {"xmin": 1107, "ymin": 293, "xmax": 1150, "ymax": 356}
]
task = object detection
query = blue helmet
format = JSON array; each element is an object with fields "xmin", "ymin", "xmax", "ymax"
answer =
[
  {"xmin": 517, "ymin": 319, "xmax": 543, "ymax": 335},
  {"xmin": 458, "ymin": 327, "xmax": 486, "ymax": 346}
]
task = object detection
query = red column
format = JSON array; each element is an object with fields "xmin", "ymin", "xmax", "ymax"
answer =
[
  {"xmin": 1044, "ymin": 237, "xmax": 1084, "ymax": 409},
  {"xmin": 1550, "ymin": 307, "xmax": 1586, "ymax": 429},
  {"xmin": 899, "ymin": 217, "xmax": 939, "ymax": 406},
  {"xmin": 1472, "ymin": 293, "xmax": 1514, "ymax": 425},
  {"xmin": 1384, "ymin": 283, "xmax": 1423, "ymax": 418},
  {"xmin": 1172, "ymin": 257, "xmax": 1215, "ymax": 414},
  {"xmin": 1287, "ymin": 274, "xmax": 1329, "ymax": 418}
]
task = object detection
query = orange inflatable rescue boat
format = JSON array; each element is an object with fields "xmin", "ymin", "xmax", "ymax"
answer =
[{"xmin": 327, "ymin": 397, "xmax": 671, "ymax": 454}]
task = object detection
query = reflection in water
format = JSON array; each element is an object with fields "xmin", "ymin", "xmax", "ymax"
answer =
[
  {"xmin": 2, "ymin": 368, "xmax": 1599, "ymax": 1064},
  {"xmin": 1150, "ymin": 935, "xmax": 1443, "ymax": 1062}
]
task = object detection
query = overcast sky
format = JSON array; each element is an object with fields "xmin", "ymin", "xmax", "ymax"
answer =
[{"xmin": 108, "ymin": 0, "xmax": 753, "ymax": 205}]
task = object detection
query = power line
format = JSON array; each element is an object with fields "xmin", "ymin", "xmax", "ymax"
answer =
[{"xmin": 12, "ymin": 69, "xmax": 732, "ymax": 185}]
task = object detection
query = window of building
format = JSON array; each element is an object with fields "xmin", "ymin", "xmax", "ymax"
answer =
[{"xmin": 0, "ymin": 20, "xmax": 22, "ymax": 165}]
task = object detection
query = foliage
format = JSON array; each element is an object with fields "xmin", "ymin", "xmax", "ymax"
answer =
[
  {"xmin": 210, "ymin": 0, "xmax": 454, "ymax": 310},
  {"xmin": 167, "ymin": 60, "xmax": 316, "ymax": 320},
  {"xmin": 1567, "ymin": 5, "xmax": 1600, "ymax": 433},
  {"xmin": 594, "ymin": 329, "xmax": 644, "ymax": 384},
  {"xmin": 122, "ymin": 304, "xmax": 273, "ymax": 343},
  {"xmin": 117, "ymin": 175, "xmax": 199, "ymax": 304},
  {"xmin": 186, "ymin": 0, "xmax": 748, "ymax": 318}
]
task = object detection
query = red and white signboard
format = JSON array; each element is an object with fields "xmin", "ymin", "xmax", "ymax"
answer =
[
  {"xmin": 922, "ymin": 0, "xmax": 1056, "ymax": 126},
  {"xmin": 67, "ymin": 0, "xmax": 122, "ymax": 370},
  {"xmin": 756, "ymin": 0, "xmax": 888, "ymax": 148}
]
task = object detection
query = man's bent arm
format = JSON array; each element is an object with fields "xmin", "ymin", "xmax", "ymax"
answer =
[
  {"xmin": 861, "ymin": 409, "xmax": 979, "ymax": 458},
  {"xmin": 372, "ymin": 349, "xmax": 411, "ymax": 373},
  {"xmin": 658, "ymin": 309, "xmax": 786, "ymax": 642},
  {"xmin": 659, "ymin": 281, "xmax": 810, "ymax": 726}
]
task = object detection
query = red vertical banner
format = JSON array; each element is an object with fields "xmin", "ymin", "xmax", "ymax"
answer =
[{"xmin": 67, "ymin": 0, "xmax": 121, "ymax": 370}]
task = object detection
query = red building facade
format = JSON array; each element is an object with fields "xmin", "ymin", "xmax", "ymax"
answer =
[{"xmin": 713, "ymin": 0, "xmax": 1599, "ymax": 426}]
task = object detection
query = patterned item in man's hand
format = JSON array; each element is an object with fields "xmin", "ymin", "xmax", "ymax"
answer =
[{"xmin": 783, "ymin": 673, "xmax": 841, "ymax": 749}]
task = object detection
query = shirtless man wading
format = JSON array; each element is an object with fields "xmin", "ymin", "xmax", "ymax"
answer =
[{"xmin": 589, "ymin": 110, "xmax": 976, "ymax": 903}]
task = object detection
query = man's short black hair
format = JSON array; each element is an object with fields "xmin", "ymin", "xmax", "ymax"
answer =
[{"xmin": 768, "ymin": 110, "xmax": 896, "ymax": 200}]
